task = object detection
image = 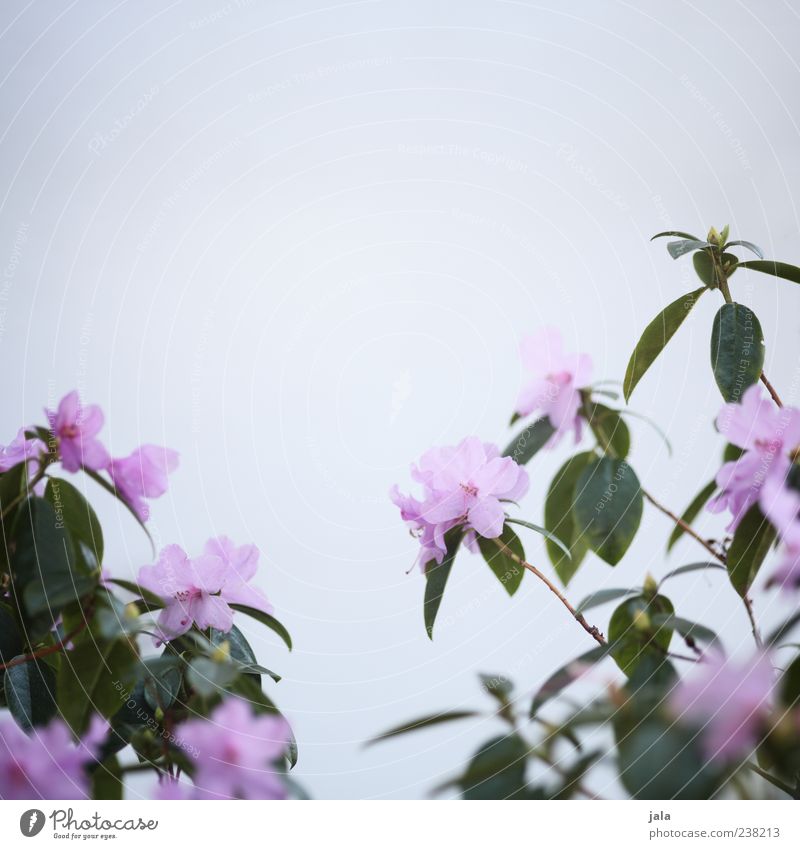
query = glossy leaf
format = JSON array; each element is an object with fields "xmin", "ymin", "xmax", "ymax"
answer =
[
  {"xmin": 228, "ymin": 605, "xmax": 293, "ymax": 651},
  {"xmin": 623, "ymin": 287, "xmax": 706, "ymax": 402},
  {"xmin": 667, "ymin": 239, "xmax": 711, "ymax": 259},
  {"xmin": 367, "ymin": 710, "xmax": 480, "ymax": 745},
  {"xmin": 737, "ymin": 260, "xmax": 800, "ymax": 286},
  {"xmin": 666, "ymin": 481, "xmax": 717, "ymax": 551},
  {"xmin": 478, "ymin": 525, "xmax": 525, "ymax": 596},
  {"xmin": 543, "ymin": 452, "xmax": 594, "ymax": 585},
  {"xmin": 727, "ymin": 504, "xmax": 777, "ymax": 597},
  {"xmin": 3, "ymin": 657, "xmax": 57, "ymax": 730},
  {"xmin": 502, "ymin": 418, "xmax": 555, "ymax": 465},
  {"xmin": 422, "ymin": 528, "xmax": 462, "ymax": 639},
  {"xmin": 710, "ymin": 303, "xmax": 765, "ymax": 402},
  {"xmin": 573, "ymin": 456, "xmax": 643, "ymax": 565},
  {"xmin": 44, "ymin": 477, "xmax": 103, "ymax": 573}
]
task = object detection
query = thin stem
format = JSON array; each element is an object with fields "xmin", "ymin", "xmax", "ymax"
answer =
[
  {"xmin": 0, "ymin": 619, "xmax": 88, "ymax": 671},
  {"xmin": 493, "ymin": 538, "xmax": 606, "ymax": 646},
  {"xmin": 642, "ymin": 489, "xmax": 723, "ymax": 563},
  {"xmin": 759, "ymin": 372, "xmax": 784, "ymax": 408},
  {"xmin": 742, "ymin": 596, "xmax": 764, "ymax": 649},
  {"xmin": 746, "ymin": 762, "xmax": 799, "ymax": 799}
]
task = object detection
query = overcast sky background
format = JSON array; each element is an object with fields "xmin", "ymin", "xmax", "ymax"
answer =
[{"xmin": 2, "ymin": 0, "xmax": 800, "ymax": 800}]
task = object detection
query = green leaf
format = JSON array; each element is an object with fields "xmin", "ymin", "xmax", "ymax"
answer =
[
  {"xmin": 45, "ymin": 477, "xmax": 104, "ymax": 573},
  {"xmin": 710, "ymin": 303, "xmax": 765, "ymax": 402},
  {"xmin": 90, "ymin": 755, "xmax": 123, "ymax": 800},
  {"xmin": 608, "ymin": 594, "xmax": 674, "ymax": 677},
  {"xmin": 650, "ymin": 613, "xmax": 722, "ymax": 651},
  {"xmin": 659, "ymin": 561, "xmax": 725, "ymax": 584},
  {"xmin": 623, "ymin": 287, "xmax": 706, "ymax": 402},
  {"xmin": 667, "ymin": 239, "xmax": 711, "ymax": 259},
  {"xmin": 479, "ymin": 673, "xmax": 514, "ymax": 707},
  {"xmin": 573, "ymin": 456, "xmax": 643, "ymax": 565},
  {"xmin": 186, "ymin": 656, "xmax": 240, "ymax": 697},
  {"xmin": 727, "ymin": 504, "xmax": 776, "ymax": 597},
  {"xmin": 575, "ymin": 588, "xmax": 639, "ymax": 615},
  {"xmin": 530, "ymin": 643, "xmax": 615, "ymax": 717},
  {"xmin": 667, "ymin": 481, "xmax": 717, "ymax": 551},
  {"xmin": 210, "ymin": 624, "xmax": 279, "ymax": 683},
  {"xmin": 367, "ymin": 710, "xmax": 480, "ymax": 745},
  {"xmin": 502, "ymin": 418, "xmax": 556, "ymax": 465},
  {"xmin": 651, "ymin": 230, "xmax": 701, "ymax": 241},
  {"xmin": 143, "ymin": 659, "xmax": 183, "ymax": 712},
  {"xmin": 477, "ymin": 525, "xmax": 525, "ymax": 596},
  {"xmin": 105, "ymin": 578, "xmax": 165, "ymax": 610},
  {"xmin": 737, "ymin": 260, "xmax": 800, "ymax": 286},
  {"xmin": 724, "ymin": 240, "xmax": 763, "ymax": 258},
  {"xmin": 723, "ymin": 442, "xmax": 745, "ymax": 462},
  {"xmin": 423, "ymin": 528, "xmax": 462, "ymax": 639},
  {"xmin": 3, "ymin": 657, "xmax": 57, "ymax": 730},
  {"xmin": 228, "ymin": 605, "xmax": 293, "ymax": 651},
  {"xmin": 692, "ymin": 251, "xmax": 739, "ymax": 288},
  {"xmin": 583, "ymin": 402, "xmax": 630, "ymax": 459},
  {"xmin": 505, "ymin": 518, "xmax": 571, "ymax": 559},
  {"xmin": 766, "ymin": 611, "xmax": 800, "ymax": 647},
  {"xmin": 57, "ymin": 637, "xmax": 138, "ymax": 734},
  {"xmin": 461, "ymin": 733, "xmax": 529, "ymax": 800},
  {"xmin": 0, "ymin": 602, "xmax": 24, "ymax": 665},
  {"xmin": 543, "ymin": 452, "xmax": 594, "ymax": 585}
]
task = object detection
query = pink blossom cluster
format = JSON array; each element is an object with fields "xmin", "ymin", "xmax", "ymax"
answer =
[
  {"xmin": 156, "ymin": 698, "xmax": 289, "ymax": 800},
  {"xmin": 671, "ymin": 651, "xmax": 775, "ymax": 763},
  {"xmin": 707, "ymin": 385, "xmax": 800, "ymax": 590},
  {"xmin": 515, "ymin": 327, "xmax": 593, "ymax": 446},
  {"xmin": 0, "ymin": 390, "xmax": 178, "ymax": 522},
  {"xmin": 0, "ymin": 714, "xmax": 106, "ymax": 800},
  {"xmin": 136, "ymin": 536, "xmax": 273, "ymax": 642},
  {"xmin": 391, "ymin": 436, "xmax": 529, "ymax": 570}
]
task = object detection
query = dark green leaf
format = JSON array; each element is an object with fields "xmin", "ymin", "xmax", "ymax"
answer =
[
  {"xmin": 0, "ymin": 602, "xmax": 23, "ymax": 665},
  {"xmin": 91, "ymin": 755, "xmax": 123, "ymax": 800},
  {"xmin": 477, "ymin": 525, "xmax": 525, "ymax": 596},
  {"xmin": 143, "ymin": 659, "xmax": 182, "ymax": 712},
  {"xmin": 659, "ymin": 561, "xmax": 724, "ymax": 584},
  {"xmin": 650, "ymin": 613, "xmax": 722, "ymax": 650},
  {"xmin": 44, "ymin": 477, "xmax": 103, "ymax": 573},
  {"xmin": 710, "ymin": 303, "xmax": 765, "ymax": 402},
  {"xmin": 479, "ymin": 673, "xmax": 514, "ymax": 707},
  {"xmin": 502, "ymin": 418, "xmax": 556, "ymax": 465},
  {"xmin": 530, "ymin": 643, "xmax": 615, "ymax": 717},
  {"xmin": 651, "ymin": 230, "xmax": 701, "ymax": 241},
  {"xmin": 3, "ymin": 657, "xmax": 57, "ymax": 730},
  {"xmin": 723, "ymin": 443, "xmax": 745, "ymax": 462},
  {"xmin": 737, "ymin": 260, "xmax": 800, "ymax": 286},
  {"xmin": 609, "ymin": 594, "xmax": 674, "ymax": 677},
  {"xmin": 461, "ymin": 733, "xmax": 529, "ymax": 800},
  {"xmin": 667, "ymin": 481, "xmax": 717, "ymax": 551},
  {"xmin": 505, "ymin": 518, "xmax": 571, "ymax": 559},
  {"xmin": 367, "ymin": 710, "xmax": 480, "ymax": 745},
  {"xmin": 228, "ymin": 605, "xmax": 293, "ymax": 651},
  {"xmin": 583, "ymin": 402, "xmax": 630, "ymax": 459},
  {"xmin": 724, "ymin": 240, "xmax": 763, "ymax": 258},
  {"xmin": 623, "ymin": 287, "xmax": 706, "ymax": 402},
  {"xmin": 543, "ymin": 452, "xmax": 594, "ymax": 585},
  {"xmin": 422, "ymin": 528, "xmax": 462, "ymax": 640},
  {"xmin": 576, "ymin": 588, "xmax": 639, "ymax": 615},
  {"xmin": 766, "ymin": 611, "xmax": 800, "ymax": 647},
  {"xmin": 727, "ymin": 504, "xmax": 776, "ymax": 597},
  {"xmin": 667, "ymin": 239, "xmax": 711, "ymax": 259},
  {"xmin": 105, "ymin": 578, "xmax": 164, "ymax": 610},
  {"xmin": 573, "ymin": 457, "xmax": 643, "ymax": 565}
]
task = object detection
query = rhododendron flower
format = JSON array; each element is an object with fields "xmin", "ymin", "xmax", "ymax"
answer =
[
  {"xmin": 172, "ymin": 698, "xmax": 289, "ymax": 800},
  {"xmin": 761, "ymin": 476, "xmax": 800, "ymax": 590},
  {"xmin": 515, "ymin": 328, "xmax": 592, "ymax": 446},
  {"xmin": 109, "ymin": 444, "xmax": 179, "ymax": 521},
  {"xmin": 203, "ymin": 536, "xmax": 274, "ymax": 614},
  {"xmin": 45, "ymin": 390, "xmax": 109, "ymax": 473},
  {"xmin": 0, "ymin": 428, "xmax": 45, "ymax": 473},
  {"xmin": 671, "ymin": 652, "xmax": 775, "ymax": 762},
  {"xmin": 389, "ymin": 485, "xmax": 449, "ymax": 569},
  {"xmin": 0, "ymin": 714, "xmax": 106, "ymax": 799},
  {"xmin": 708, "ymin": 385, "xmax": 800, "ymax": 530}
]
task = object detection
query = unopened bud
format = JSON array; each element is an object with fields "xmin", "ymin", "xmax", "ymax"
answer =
[
  {"xmin": 632, "ymin": 609, "xmax": 651, "ymax": 631},
  {"xmin": 643, "ymin": 573, "xmax": 658, "ymax": 597},
  {"xmin": 124, "ymin": 602, "xmax": 140, "ymax": 620},
  {"xmin": 211, "ymin": 641, "xmax": 230, "ymax": 662}
]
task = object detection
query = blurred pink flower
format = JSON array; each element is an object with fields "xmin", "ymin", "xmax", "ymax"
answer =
[
  {"xmin": 0, "ymin": 714, "xmax": 106, "ymax": 800},
  {"xmin": 708, "ymin": 385, "xmax": 800, "ymax": 530},
  {"xmin": 0, "ymin": 428, "xmax": 45, "ymax": 473},
  {"xmin": 46, "ymin": 390, "xmax": 109, "ymax": 473},
  {"xmin": 172, "ymin": 698, "xmax": 289, "ymax": 800},
  {"xmin": 109, "ymin": 444, "xmax": 179, "ymax": 522},
  {"xmin": 389, "ymin": 485, "xmax": 450, "ymax": 570},
  {"xmin": 671, "ymin": 652, "xmax": 775, "ymax": 762},
  {"xmin": 761, "ymin": 476, "xmax": 800, "ymax": 591},
  {"xmin": 515, "ymin": 328, "xmax": 592, "ymax": 446}
]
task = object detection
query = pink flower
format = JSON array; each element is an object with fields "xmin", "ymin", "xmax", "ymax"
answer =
[
  {"xmin": 671, "ymin": 652, "xmax": 775, "ymax": 762},
  {"xmin": 203, "ymin": 536, "xmax": 274, "ymax": 615},
  {"xmin": 45, "ymin": 390, "xmax": 109, "ymax": 473},
  {"xmin": 172, "ymin": 698, "xmax": 289, "ymax": 800},
  {"xmin": 708, "ymin": 386, "xmax": 800, "ymax": 530},
  {"xmin": 0, "ymin": 714, "xmax": 106, "ymax": 800},
  {"xmin": 419, "ymin": 437, "xmax": 529, "ymax": 539},
  {"xmin": 137, "ymin": 545, "xmax": 235, "ymax": 641},
  {"xmin": 0, "ymin": 428, "xmax": 45, "ymax": 473},
  {"xmin": 515, "ymin": 328, "xmax": 592, "ymax": 446},
  {"xmin": 389, "ymin": 485, "xmax": 450, "ymax": 570},
  {"xmin": 108, "ymin": 444, "xmax": 179, "ymax": 522},
  {"xmin": 761, "ymin": 477, "xmax": 800, "ymax": 591}
]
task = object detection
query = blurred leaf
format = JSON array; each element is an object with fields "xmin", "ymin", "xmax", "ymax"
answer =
[
  {"xmin": 105, "ymin": 578, "xmax": 164, "ymax": 610},
  {"xmin": 0, "ymin": 602, "xmax": 23, "ymax": 665},
  {"xmin": 617, "ymin": 408, "xmax": 673, "ymax": 456},
  {"xmin": 609, "ymin": 594, "xmax": 674, "ymax": 677},
  {"xmin": 710, "ymin": 303, "xmax": 765, "ymax": 402},
  {"xmin": 505, "ymin": 518, "xmax": 570, "ymax": 558},
  {"xmin": 659, "ymin": 561, "xmax": 724, "ymax": 584},
  {"xmin": 544, "ymin": 452, "xmax": 594, "ymax": 585},
  {"xmin": 576, "ymin": 588, "xmax": 639, "ymax": 615},
  {"xmin": 502, "ymin": 418, "xmax": 556, "ymax": 465},
  {"xmin": 461, "ymin": 733, "xmax": 529, "ymax": 800},
  {"xmin": 723, "ymin": 443, "xmax": 745, "ymax": 462},
  {"xmin": 228, "ymin": 605, "xmax": 292, "ymax": 651},
  {"xmin": 44, "ymin": 477, "xmax": 103, "ymax": 573},
  {"xmin": 727, "ymin": 504, "xmax": 776, "ymax": 597},
  {"xmin": 667, "ymin": 239, "xmax": 711, "ymax": 259},
  {"xmin": 737, "ymin": 259, "xmax": 800, "ymax": 286},
  {"xmin": 530, "ymin": 643, "xmax": 615, "ymax": 717},
  {"xmin": 583, "ymin": 402, "xmax": 630, "ymax": 459},
  {"xmin": 667, "ymin": 481, "xmax": 717, "ymax": 551},
  {"xmin": 623, "ymin": 287, "xmax": 706, "ymax": 402},
  {"xmin": 3, "ymin": 657, "xmax": 57, "ymax": 730},
  {"xmin": 422, "ymin": 528, "xmax": 462, "ymax": 640},
  {"xmin": 143, "ymin": 659, "xmax": 182, "ymax": 712},
  {"xmin": 573, "ymin": 457, "xmax": 643, "ymax": 565},
  {"xmin": 651, "ymin": 230, "xmax": 701, "ymax": 241},
  {"xmin": 724, "ymin": 240, "xmax": 763, "ymax": 258},
  {"xmin": 649, "ymin": 613, "xmax": 722, "ymax": 651},
  {"xmin": 367, "ymin": 710, "xmax": 480, "ymax": 745},
  {"xmin": 766, "ymin": 611, "xmax": 800, "ymax": 647},
  {"xmin": 478, "ymin": 525, "xmax": 525, "ymax": 596},
  {"xmin": 90, "ymin": 755, "xmax": 123, "ymax": 800}
]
